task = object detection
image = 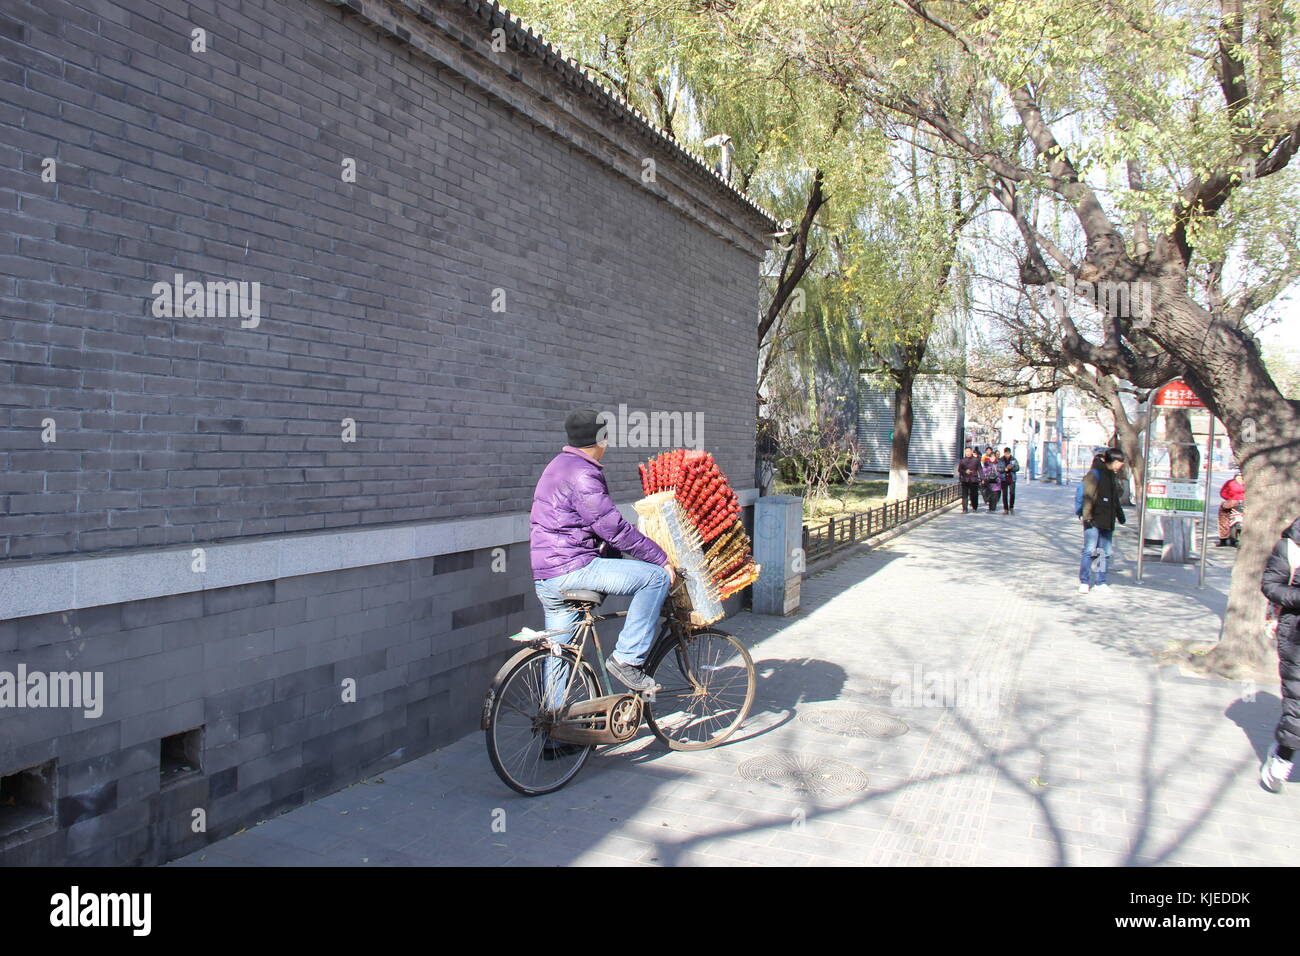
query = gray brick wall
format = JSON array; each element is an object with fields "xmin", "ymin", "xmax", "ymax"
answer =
[
  {"xmin": 0, "ymin": 536, "xmax": 745, "ymax": 865},
  {"xmin": 0, "ymin": 0, "xmax": 766, "ymax": 867},
  {"xmin": 0, "ymin": 0, "xmax": 765, "ymax": 563},
  {"xmin": 0, "ymin": 540, "xmax": 534, "ymax": 865}
]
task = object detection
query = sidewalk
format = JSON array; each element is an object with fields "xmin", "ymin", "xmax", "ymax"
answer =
[{"xmin": 172, "ymin": 481, "xmax": 1294, "ymax": 866}]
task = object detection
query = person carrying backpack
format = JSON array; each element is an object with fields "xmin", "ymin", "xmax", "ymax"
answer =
[
  {"xmin": 1260, "ymin": 515, "xmax": 1300, "ymax": 792},
  {"xmin": 1077, "ymin": 448, "xmax": 1127, "ymax": 594}
]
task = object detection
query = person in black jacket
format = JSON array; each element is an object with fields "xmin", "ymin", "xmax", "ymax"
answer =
[
  {"xmin": 999, "ymin": 447, "xmax": 1020, "ymax": 514},
  {"xmin": 1260, "ymin": 516, "xmax": 1300, "ymax": 792},
  {"xmin": 956, "ymin": 448, "xmax": 981, "ymax": 513},
  {"xmin": 1077, "ymin": 448, "xmax": 1127, "ymax": 594}
]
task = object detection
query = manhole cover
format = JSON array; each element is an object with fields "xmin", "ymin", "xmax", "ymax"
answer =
[
  {"xmin": 798, "ymin": 708, "xmax": 909, "ymax": 739},
  {"xmin": 738, "ymin": 752, "xmax": 870, "ymax": 795}
]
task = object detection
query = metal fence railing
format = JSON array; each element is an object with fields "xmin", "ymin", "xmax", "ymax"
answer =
[{"xmin": 802, "ymin": 483, "xmax": 961, "ymax": 562}]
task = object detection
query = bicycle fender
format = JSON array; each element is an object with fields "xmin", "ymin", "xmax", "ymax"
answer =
[{"xmin": 481, "ymin": 646, "xmax": 542, "ymax": 731}]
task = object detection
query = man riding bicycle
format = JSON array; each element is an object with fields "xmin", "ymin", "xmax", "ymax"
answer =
[{"xmin": 530, "ymin": 409, "xmax": 677, "ymax": 695}]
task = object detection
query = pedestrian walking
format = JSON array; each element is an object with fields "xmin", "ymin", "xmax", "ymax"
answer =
[
  {"xmin": 999, "ymin": 447, "xmax": 1020, "ymax": 514},
  {"xmin": 979, "ymin": 452, "xmax": 1000, "ymax": 512},
  {"xmin": 1217, "ymin": 472, "xmax": 1245, "ymax": 547},
  {"xmin": 1260, "ymin": 516, "xmax": 1300, "ymax": 792},
  {"xmin": 1077, "ymin": 448, "xmax": 1127, "ymax": 594},
  {"xmin": 957, "ymin": 447, "xmax": 981, "ymax": 513}
]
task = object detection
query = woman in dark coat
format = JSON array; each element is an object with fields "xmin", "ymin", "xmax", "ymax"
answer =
[
  {"xmin": 979, "ymin": 452, "xmax": 1000, "ymax": 511},
  {"xmin": 1260, "ymin": 515, "xmax": 1300, "ymax": 792}
]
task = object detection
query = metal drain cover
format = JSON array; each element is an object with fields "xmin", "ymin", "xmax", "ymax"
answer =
[
  {"xmin": 738, "ymin": 752, "xmax": 870, "ymax": 795},
  {"xmin": 798, "ymin": 708, "xmax": 909, "ymax": 739}
]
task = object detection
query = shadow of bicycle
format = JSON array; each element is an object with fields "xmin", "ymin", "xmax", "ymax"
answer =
[{"xmin": 587, "ymin": 654, "xmax": 849, "ymax": 771}]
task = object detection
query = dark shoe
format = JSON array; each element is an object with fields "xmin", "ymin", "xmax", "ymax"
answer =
[
  {"xmin": 542, "ymin": 741, "xmax": 584, "ymax": 761},
  {"xmin": 1216, "ymin": 539, "xmax": 1227, "ymax": 547},
  {"xmin": 606, "ymin": 656, "xmax": 660, "ymax": 694}
]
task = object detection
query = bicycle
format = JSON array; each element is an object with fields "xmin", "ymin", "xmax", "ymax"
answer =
[{"xmin": 481, "ymin": 586, "xmax": 756, "ymax": 796}]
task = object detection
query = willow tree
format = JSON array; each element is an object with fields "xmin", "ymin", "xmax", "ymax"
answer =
[
  {"xmin": 722, "ymin": 0, "xmax": 1300, "ymax": 676},
  {"xmin": 828, "ymin": 123, "xmax": 983, "ymax": 499},
  {"xmin": 507, "ymin": 0, "xmax": 850, "ymax": 378}
]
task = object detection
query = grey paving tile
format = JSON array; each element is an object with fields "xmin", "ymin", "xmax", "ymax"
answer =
[{"xmin": 171, "ymin": 484, "xmax": 1286, "ymax": 868}]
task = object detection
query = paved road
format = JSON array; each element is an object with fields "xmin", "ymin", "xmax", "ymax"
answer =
[{"xmin": 173, "ymin": 481, "xmax": 1294, "ymax": 866}]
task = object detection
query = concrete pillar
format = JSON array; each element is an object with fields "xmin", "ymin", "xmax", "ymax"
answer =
[{"xmin": 753, "ymin": 495, "xmax": 803, "ymax": 616}]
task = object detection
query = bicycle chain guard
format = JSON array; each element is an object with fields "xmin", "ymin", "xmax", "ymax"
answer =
[{"xmin": 548, "ymin": 693, "xmax": 642, "ymax": 745}]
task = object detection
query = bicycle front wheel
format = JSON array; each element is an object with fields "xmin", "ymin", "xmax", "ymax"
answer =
[
  {"xmin": 646, "ymin": 628, "xmax": 755, "ymax": 751},
  {"xmin": 485, "ymin": 648, "xmax": 600, "ymax": 796}
]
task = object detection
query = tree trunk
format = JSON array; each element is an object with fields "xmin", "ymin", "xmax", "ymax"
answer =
[
  {"xmin": 1091, "ymin": 378, "xmax": 1147, "ymax": 503},
  {"xmin": 1166, "ymin": 407, "xmax": 1201, "ymax": 476},
  {"xmin": 1057, "ymin": 262, "xmax": 1300, "ymax": 674},
  {"xmin": 756, "ymin": 170, "xmax": 826, "ymax": 350},
  {"xmin": 1142, "ymin": 271, "xmax": 1300, "ymax": 675},
  {"xmin": 1207, "ymin": 452, "xmax": 1294, "ymax": 677},
  {"xmin": 887, "ymin": 371, "xmax": 914, "ymax": 500},
  {"xmin": 1113, "ymin": 416, "xmax": 1144, "ymax": 503}
]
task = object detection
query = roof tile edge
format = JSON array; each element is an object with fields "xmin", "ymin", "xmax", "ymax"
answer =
[{"xmin": 418, "ymin": 0, "xmax": 778, "ymax": 228}]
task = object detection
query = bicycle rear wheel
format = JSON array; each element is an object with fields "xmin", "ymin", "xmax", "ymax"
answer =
[
  {"xmin": 484, "ymin": 648, "xmax": 600, "ymax": 796},
  {"xmin": 645, "ymin": 628, "xmax": 755, "ymax": 751}
]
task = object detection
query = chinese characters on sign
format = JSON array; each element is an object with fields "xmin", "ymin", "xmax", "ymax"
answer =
[
  {"xmin": 1153, "ymin": 381, "xmax": 1207, "ymax": 409},
  {"xmin": 1145, "ymin": 479, "xmax": 1205, "ymax": 516}
]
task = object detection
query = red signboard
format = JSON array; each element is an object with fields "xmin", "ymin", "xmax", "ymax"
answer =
[{"xmin": 1153, "ymin": 380, "xmax": 1206, "ymax": 408}]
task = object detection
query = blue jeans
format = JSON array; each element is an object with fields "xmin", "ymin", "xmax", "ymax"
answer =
[
  {"xmin": 1080, "ymin": 526, "xmax": 1113, "ymax": 585},
  {"xmin": 535, "ymin": 558, "xmax": 670, "ymax": 666}
]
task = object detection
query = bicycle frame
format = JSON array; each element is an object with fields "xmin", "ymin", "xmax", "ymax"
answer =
[{"xmin": 546, "ymin": 605, "xmax": 685, "ymax": 714}]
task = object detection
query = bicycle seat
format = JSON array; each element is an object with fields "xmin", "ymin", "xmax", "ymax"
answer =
[{"xmin": 561, "ymin": 589, "xmax": 605, "ymax": 606}]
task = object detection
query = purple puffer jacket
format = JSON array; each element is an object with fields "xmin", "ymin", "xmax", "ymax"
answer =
[{"xmin": 530, "ymin": 447, "xmax": 668, "ymax": 580}]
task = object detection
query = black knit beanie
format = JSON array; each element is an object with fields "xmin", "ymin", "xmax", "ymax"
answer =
[{"xmin": 565, "ymin": 409, "xmax": 602, "ymax": 447}]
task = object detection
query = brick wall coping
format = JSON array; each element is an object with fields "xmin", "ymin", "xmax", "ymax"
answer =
[
  {"xmin": 0, "ymin": 488, "xmax": 759, "ymax": 618},
  {"xmin": 326, "ymin": 0, "xmax": 778, "ymax": 255}
]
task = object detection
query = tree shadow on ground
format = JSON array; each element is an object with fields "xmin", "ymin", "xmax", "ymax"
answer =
[
  {"xmin": 529, "ymin": 484, "xmax": 1268, "ymax": 866},
  {"xmin": 582, "ymin": 654, "xmax": 849, "ymax": 772},
  {"xmin": 191, "ymin": 481, "xmax": 1272, "ymax": 867},
  {"xmin": 623, "ymin": 653, "xmax": 1258, "ymax": 867}
]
